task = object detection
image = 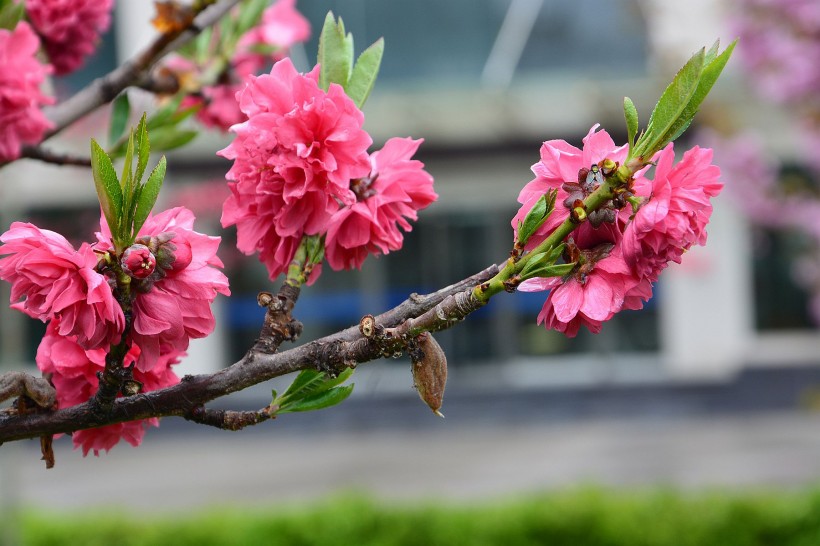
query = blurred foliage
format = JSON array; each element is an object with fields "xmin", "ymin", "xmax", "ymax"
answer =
[{"xmin": 13, "ymin": 487, "xmax": 820, "ymax": 545}]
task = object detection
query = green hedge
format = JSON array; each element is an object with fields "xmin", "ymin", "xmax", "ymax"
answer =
[{"xmin": 11, "ymin": 488, "xmax": 820, "ymax": 546}]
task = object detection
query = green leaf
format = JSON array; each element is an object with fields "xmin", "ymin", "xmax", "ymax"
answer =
[
  {"xmin": 275, "ymin": 367, "xmax": 354, "ymax": 408},
  {"xmin": 121, "ymin": 131, "xmax": 135, "ymax": 193},
  {"xmin": 149, "ymin": 127, "xmax": 198, "ymax": 152},
  {"xmin": 0, "ymin": 0, "xmax": 24, "ymax": 30},
  {"xmin": 519, "ymin": 251, "xmax": 550, "ymax": 278},
  {"xmin": 664, "ymin": 40, "xmax": 736, "ymax": 145},
  {"xmin": 317, "ymin": 12, "xmax": 354, "ymax": 91},
  {"xmin": 634, "ymin": 48, "xmax": 704, "ymax": 159},
  {"xmin": 133, "ymin": 156, "xmax": 166, "ymax": 236},
  {"xmin": 521, "ymin": 262, "xmax": 577, "ymax": 281},
  {"xmin": 516, "ymin": 190, "xmax": 556, "ymax": 247},
  {"xmin": 90, "ymin": 139, "xmax": 123, "ymax": 239},
  {"xmin": 134, "ymin": 114, "xmax": 150, "ymax": 186},
  {"xmin": 276, "ymin": 384, "xmax": 354, "ymax": 414},
  {"xmin": 623, "ymin": 97, "xmax": 638, "ymax": 150},
  {"xmin": 108, "ymin": 94, "xmax": 131, "ymax": 147},
  {"xmin": 346, "ymin": 38, "xmax": 384, "ymax": 108},
  {"xmin": 546, "ymin": 243, "xmax": 565, "ymax": 264},
  {"xmin": 279, "ymin": 369, "xmax": 323, "ymax": 401}
]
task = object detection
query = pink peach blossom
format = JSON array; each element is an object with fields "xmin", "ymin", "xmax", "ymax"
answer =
[
  {"xmin": 325, "ymin": 137, "xmax": 437, "ymax": 270},
  {"xmin": 0, "ymin": 222, "xmax": 124, "ymax": 349},
  {"xmin": 36, "ymin": 321, "xmax": 182, "ymax": 456},
  {"xmin": 622, "ymin": 144, "xmax": 722, "ymax": 280},
  {"xmin": 520, "ymin": 225, "xmax": 645, "ymax": 337},
  {"xmin": 511, "ymin": 125, "xmax": 629, "ymax": 249},
  {"xmin": 220, "ymin": 58, "xmax": 372, "ymax": 207},
  {"xmin": 25, "ymin": 0, "xmax": 114, "ymax": 75},
  {"xmin": 220, "ymin": 58, "xmax": 372, "ymax": 279},
  {"xmin": 97, "ymin": 207, "xmax": 230, "ymax": 371},
  {"xmin": 0, "ymin": 21, "xmax": 53, "ymax": 161}
]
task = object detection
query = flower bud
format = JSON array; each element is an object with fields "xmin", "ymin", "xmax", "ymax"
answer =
[
  {"xmin": 154, "ymin": 233, "xmax": 193, "ymax": 274},
  {"xmin": 410, "ymin": 332, "xmax": 447, "ymax": 417},
  {"xmin": 121, "ymin": 244, "xmax": 157, "ymax": 279}
]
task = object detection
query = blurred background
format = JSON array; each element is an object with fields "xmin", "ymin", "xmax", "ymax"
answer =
[{"xmin": 2, "ymin": 0, "xmax": 820, "ymax": 537}]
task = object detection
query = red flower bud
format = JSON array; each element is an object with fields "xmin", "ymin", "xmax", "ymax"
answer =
[
  {"xmin": 121, "ymin": 244, "xmax": 157, "ymax": 279},
  {"xmin": 167, "ymin": 238, "xmax": 192, "ymax": 272}
]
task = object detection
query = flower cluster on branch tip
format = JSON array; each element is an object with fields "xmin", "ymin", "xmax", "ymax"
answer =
[{"xmin": 511, "ymin": 126, "xmax": 722, "ymax": 337}]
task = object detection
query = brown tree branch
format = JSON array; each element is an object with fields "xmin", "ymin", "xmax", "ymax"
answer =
[
  {"xmin": 183, "ymin": 405, "xmax": 272, "ymax": 431},
  {"xmin": 0, "ymin": 263, "xmax": 499, "ymax": 444},
  {"xmin": 18, "ymin": 147, "xmax": 92, "ymax": 167}
]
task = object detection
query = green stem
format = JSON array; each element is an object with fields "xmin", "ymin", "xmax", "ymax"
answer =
[
  {"xmin": 285, "ymin": 235, "xmax": 324, "ymax": 288},
  {"xmin": 473, "ymin": 163, "xmax": 634, "ymax": 303}
]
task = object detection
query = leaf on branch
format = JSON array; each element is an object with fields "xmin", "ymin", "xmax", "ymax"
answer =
[
  {"xmin": 635, "ymin": 48, "xmax": 704, "ymax": 160},
  {"xmin": 318, "ymin": 11, "xmax": 354, "ymax": 91},
  {"xmin": 516, "ymin": 190, "xmax": 557, "ymax": 248},
  {"xmin": 346, "ymin": 37, "xmax": 384, "ymax": 108},
  {"xmin": 133, "ymin": 156, "xmax": 166, "ymax": 237},
  {"xmin": 271, "ymin": 368, "xmax": 355, "ymax": 415},
  {"xmin": 623, "ymin": 96, "xmax": 639, "ymax": 152},
  {"xmin": 275, "ymin": 385, "xmax": 354, "ymax": 414},
  {"xmin": 631, "ymin": 40, "xmax": 735, "ymax": 160},
  {"xmin": 134, "ymin": 114, "xmax": 151, "ymax": 186},
  {"xmin": 90, "ymin": 139, "xmax": 123, "ymax": 241}
]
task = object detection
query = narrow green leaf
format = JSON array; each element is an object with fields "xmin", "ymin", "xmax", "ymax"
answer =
[
  {"xmin": 133, "ymin": 156, "xmax": 166, "ymax": 236},
  {"xmin": 547, "ymin": 243, "xmax": 566, "ymax": 264},
  {"xmin": 634, "ymin": 48, "xmax": 704, "ymax": 159},
  {"xmin": 280, "ymin": 370, "xmax": 323, "ymax": 401},
  {"xmin": 149, "ymin": 128, "xmax": 198, "ymax": 152},
  {"xmin": 516, "ymin": 192, "xmax": 555, "ymax": 247},
  {"xmin": 665, "ymin": 40, "xmax": 737, "ymax": 144},
  {"xmin": 519, "ymin": 251, "xmax": 550, "ymax": 278},
  {"xmin": 121, "ymin": 131, "xmax": 134, "ymax": 192},
  {"xmin": 90, "ymin": 139, "xmax": 123, "ymax": 237},
  {"xmin": 276, "ymin": 384, "xmax": 354, "ymax": 414},
  {"xmin": 522, "ymin": 262, "xmax": 577, "ymax": 281},
  {"xmin": 623, "ymin": 97, "xmax": 639, "ymax": 150},
  {"xmin": 0, "ymin": 0, "xmax": 24, "ymax": 30},
  {"xmin": 317, "ymin": 11, "xmax": 354, "ymax": 90},
  {"xmin": 108, "ymin": 94, "xmax": 130, "ymax": 146},
  {"xmin": 134, "ymin": 113, "xmax": 150, "ymax": 185},
  {"xmin": 346, "ymin": 38, "xmax": 384, "ymax": 108},
  {"xmin": 276, "ymin": 368, "xmax": 354, "ymax": 406}
]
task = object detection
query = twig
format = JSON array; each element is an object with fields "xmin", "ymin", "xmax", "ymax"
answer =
[
  {"xmin": 19, "ymin": 147, "xmax": 92, "ymax": 167},
  {"xmin": 0, "ymin": 263, "xmax": 499, "ymax": 444},
  {"xmin": 183, "ymin": 405, "xmax": 272, "ymax": 431}
]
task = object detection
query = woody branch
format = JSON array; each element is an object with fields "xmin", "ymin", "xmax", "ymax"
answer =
[{"xmin": 0, "ymin": 264, "xmax": 498, "ymax": 443}]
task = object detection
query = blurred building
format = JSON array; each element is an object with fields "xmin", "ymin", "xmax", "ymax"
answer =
[{"xmin": 1, "ymin": 0, "xmax": 817, "ymax": 390}]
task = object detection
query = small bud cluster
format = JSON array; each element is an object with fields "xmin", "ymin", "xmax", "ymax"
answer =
[{"xmin": 119, "ymin": 232, "xmax": 193, "ymax": 291}]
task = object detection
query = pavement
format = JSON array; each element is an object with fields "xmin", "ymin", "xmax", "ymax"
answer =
[{"xmin": 4, "ymin": 370, "xmax": 820, "ymax": 513}]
